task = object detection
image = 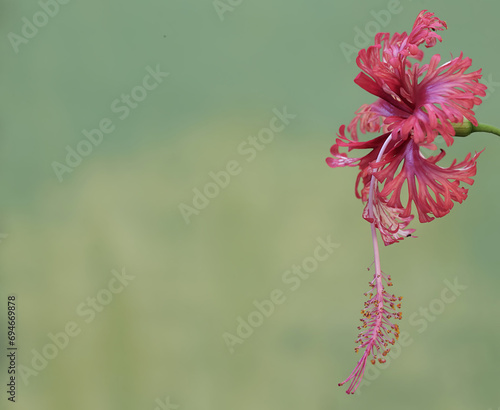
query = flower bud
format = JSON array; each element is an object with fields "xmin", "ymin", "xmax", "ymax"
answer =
[{"xmin": 452, "ymin": 120, "xmax": 473, "ymax": 137}]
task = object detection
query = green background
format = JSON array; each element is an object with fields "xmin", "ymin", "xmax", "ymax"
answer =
[{"xmin": 1, "ymin": 0, "xmax": 499, "ymax": 409}]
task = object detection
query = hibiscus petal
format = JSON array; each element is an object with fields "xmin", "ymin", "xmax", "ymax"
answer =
[
  {"xmin": 363, "ymin": 193, "xmax": 415, "ymax": 246},
  {"xmin": 375, "ymin": 140, "xmax": 482, "ymax": 223}
]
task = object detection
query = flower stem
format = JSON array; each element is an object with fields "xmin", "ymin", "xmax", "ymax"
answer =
[
  {"xmin": 471, "ymin": 123, "xmax": 500, "ymax": 137},
  {"xmin": 453, "ymin": 121, "xmax": 500, "ymax": 137}
]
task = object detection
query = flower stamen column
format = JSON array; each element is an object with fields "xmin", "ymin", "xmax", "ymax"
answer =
[{"xmin": 339, "ymin": 134, "xmax": 403, "ymax": 394}]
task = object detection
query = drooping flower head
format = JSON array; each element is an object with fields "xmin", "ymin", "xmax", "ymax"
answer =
[
  {"xmin": 329, "ymin": 10, "xmax": 486, "ymax": 394},
  {"xmin": 328, "ymin": 10, "xmax": 486, "ymax": 244}
]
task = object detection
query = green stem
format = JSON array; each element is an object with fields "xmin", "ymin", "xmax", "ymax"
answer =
[{"xmin": 471, "ymin": 123, "xmax": 500, "ymax": 137}]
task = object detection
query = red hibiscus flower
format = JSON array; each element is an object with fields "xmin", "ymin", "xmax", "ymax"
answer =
[{"xmin": 329, "ymin": 10, "xmax": 487, "ymax": 394}]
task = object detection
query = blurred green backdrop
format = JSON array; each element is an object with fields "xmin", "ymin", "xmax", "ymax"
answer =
[{"xmin": 1, "ymin": 0, "xmax": 500, "ymax": 409}]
